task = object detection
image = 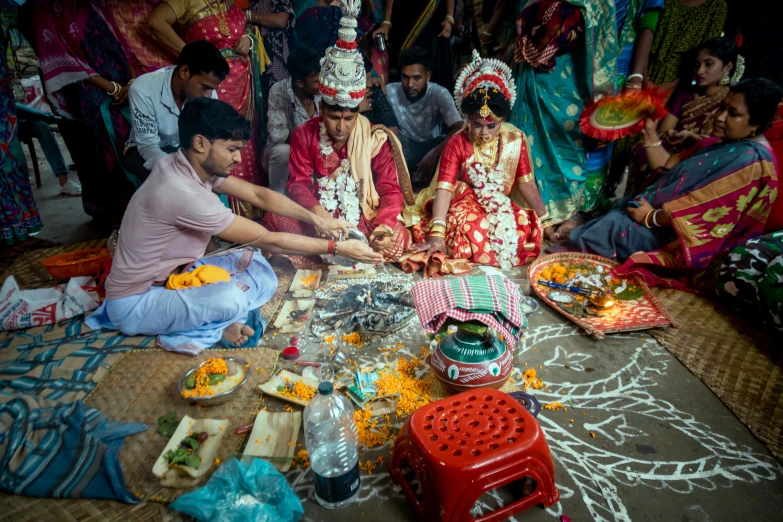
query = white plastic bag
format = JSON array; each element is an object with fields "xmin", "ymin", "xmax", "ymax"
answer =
[
  {"xmin": 0, "ymin": 276, "xmax": 99, "ymax": 331},
  {"xmin": 20, "ymin": 76, "xmax": 54, "ymax": 114}
]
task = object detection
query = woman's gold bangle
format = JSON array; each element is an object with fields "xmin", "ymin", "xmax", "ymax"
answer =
[
  {"xmin": 643, "ymin": 140, "xmax": 662, "ymax": 149},
  {"xmin": 430, "ymin": 218, "xmax": 447, "ymax": 228},
  {"xmin": 643, "ymin": 209, "xmax": 655, "ymax": 228},
  {"xmin": 429, "ymin": 231, "xmax": 446, "ymax": 239}
]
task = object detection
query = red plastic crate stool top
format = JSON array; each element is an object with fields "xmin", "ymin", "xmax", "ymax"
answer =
[{"xmin": 389, "ymin": 389, "xmax": 559, "ymax": 521}]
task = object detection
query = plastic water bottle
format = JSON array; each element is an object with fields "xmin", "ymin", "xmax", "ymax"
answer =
[{"xmin": 304, "ymin": 382, "xmax": 360, "ymax": 509}]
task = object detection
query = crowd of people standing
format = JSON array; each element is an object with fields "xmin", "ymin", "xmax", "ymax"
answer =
[{"xmin": 1, "ymin": 0, "xmax": 782, "ymax": 335}]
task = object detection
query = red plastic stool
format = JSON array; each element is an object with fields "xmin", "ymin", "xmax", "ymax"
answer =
[{"xmin": 389, "ymin": 389, "xmax": 559, "ymax": 522}]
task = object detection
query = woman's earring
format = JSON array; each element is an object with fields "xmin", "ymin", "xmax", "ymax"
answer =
[{"xmin": 720, "ymin": 70, "xmax": 731, "ymax": 85}]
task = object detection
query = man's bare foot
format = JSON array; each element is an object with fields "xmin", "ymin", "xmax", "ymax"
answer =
[
  {"xmin": 222, "ymin": 323, "xmax": 255, "ymax": 347},
  {"xmin": 553, "ymin": 216, "xmax": 583, "ymax": 241}
]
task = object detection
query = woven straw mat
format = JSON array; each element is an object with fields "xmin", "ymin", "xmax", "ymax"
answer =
[
  {"xmin": 0, "ymin": 494, "xmax": 183, "ymax": 522},
  {"xmin": 0, "ymin": 239, "xmax": 108, "ymax": 290},
  {"xmin": 84, "ymin": 347, "xmax": 279, "ymax": 503},
  {"xmin": 651, "ymin": 288, "xmax": 782, "ymax": 461}
]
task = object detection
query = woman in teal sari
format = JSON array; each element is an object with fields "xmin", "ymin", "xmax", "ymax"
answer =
[
  {"xmin": 511, "ymin": 0, "xmax": 660, "ymax": 239},
  {"xmin": 1, "ymin": 26, "xmax": 43, "ymax": 247}
]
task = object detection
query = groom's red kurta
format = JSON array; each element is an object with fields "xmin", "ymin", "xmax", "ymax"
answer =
[{"xmin": 281, "ymin": 116, "xmax": 404, "ymax": 234}]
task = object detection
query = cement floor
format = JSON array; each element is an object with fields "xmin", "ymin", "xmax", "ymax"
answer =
[
  {"xmin": 24, "ymin": 133, "xmax": 107, "ymax": 247},
  {"xmin": 262, "ymin": 265, "xmax": 783, "ymax": 522},
  {"xmin": 20, "ymin": 139, "xmax": 783, "ymax": 522}
]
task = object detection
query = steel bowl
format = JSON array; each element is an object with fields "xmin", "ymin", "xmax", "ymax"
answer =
[
  {"xmin": 332, "ymin": 228, "xmax": 368, "ymax": 266},
  {"xmin": 177, "ymin": 357, "xmax": 249, "ymax": 406},
  {"xmin": 520, "ymin": 296, "xmax": 540, "ymax": 316}
]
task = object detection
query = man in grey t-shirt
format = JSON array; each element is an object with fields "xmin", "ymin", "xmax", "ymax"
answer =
[{"xmin": 386, "ymin": 47, "xmax": 463, "ymax": 185}]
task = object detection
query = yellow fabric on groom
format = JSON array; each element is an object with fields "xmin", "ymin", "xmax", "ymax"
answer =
[{"xmin": 347, "ymin": 114, "xmax": 406, "ymax": 221}]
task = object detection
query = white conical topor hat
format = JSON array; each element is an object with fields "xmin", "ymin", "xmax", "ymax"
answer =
[{"xmin": 318, "ymin": 0, "xmax": 366, "ymax": 109}]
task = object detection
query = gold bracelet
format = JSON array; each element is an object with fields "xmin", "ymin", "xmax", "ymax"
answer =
[
  {"xmin": 430, "ymin": 218, "xmax": 447, "ymax": 227},
  {"xmin": 381, "ymin": 20, "xmax": 392, "ymax": 27},
  {"xmin": 429, "ymin": 231, "xmax": 446, "ymax": 239},
  {"xmin": 643, "ymin": 140, "xmax": 662, "ymax": 149},
  {"xmin": 643, "ymin": 210, "xmax": 655, "ymax": 229},
  {"xmin": 444, "ymin": 15, "xmax": 455, "ymax": 24}
]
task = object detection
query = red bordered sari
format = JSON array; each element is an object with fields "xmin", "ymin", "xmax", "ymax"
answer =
[
  {"xmin": 615, "ymin": 138, "xmax": 778, "ymax": 291},
  {"xmin": 170, "ymin": 0, "xmax": 264, "ymax": 217}
]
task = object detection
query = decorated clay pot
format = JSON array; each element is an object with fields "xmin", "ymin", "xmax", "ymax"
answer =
[{"xmin": 429, "ymin": 328, "xmax": 513, "ymax": 394}]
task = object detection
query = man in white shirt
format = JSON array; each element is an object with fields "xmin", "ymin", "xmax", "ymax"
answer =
[
  {"xmin": 123, "ymin": 40, "xmax": 229, "ymax": 182},
  {"xmin": 262, "ymin": 45, "xmax": 321, "ymax": 193},
  {"xmin": 385, "ymin": 46, "xmax": 463, "ymax": 185}
]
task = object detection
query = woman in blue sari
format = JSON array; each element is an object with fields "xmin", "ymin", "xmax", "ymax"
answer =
[
  {"xmin": 511, "ymin": 0, "xmax": 662, "ymax": 240},
  {"xmin": 563, "ymin": 79, "xmax": 782, "ymax": 291}
]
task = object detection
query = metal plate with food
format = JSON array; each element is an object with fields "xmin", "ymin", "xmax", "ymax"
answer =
[
  {"xmin": 529, "ymin": 253, "xmax": 676, "ymax": 338},
  {"xmin": 177, "ymin": 356, "xmax": 249, "ymax": 406}
]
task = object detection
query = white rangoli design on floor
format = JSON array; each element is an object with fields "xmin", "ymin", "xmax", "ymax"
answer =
[{"xmin": 287, "ymin": 321, "xmax": 783, "ymax": 521}]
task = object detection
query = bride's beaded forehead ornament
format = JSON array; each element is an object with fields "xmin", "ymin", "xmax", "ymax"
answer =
[{"xmin": 454, "ymin": 50, "xmax": 517, "ymax": 123}]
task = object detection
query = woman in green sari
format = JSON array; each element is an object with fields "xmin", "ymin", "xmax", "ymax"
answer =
[
  {"xmin": 511, "ymin": 0, "xmax": 661, "ymax": 239},
  {"xmin": 510, "ymin": 0, "xmax": 618, "ymax": 239}
]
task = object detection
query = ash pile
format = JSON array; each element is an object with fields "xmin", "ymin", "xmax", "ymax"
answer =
[{"xmin": 313, "ymin": 280, "xmax": 416, "ymax": 338}]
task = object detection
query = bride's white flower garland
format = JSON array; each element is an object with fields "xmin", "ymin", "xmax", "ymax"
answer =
[
  {"xmin": 317, "ymin": 122, "xmax": 362, "ymax": 226},
  {"xmin": 465, "ymin": 159, "xmax": 519, "ymax": 270}
]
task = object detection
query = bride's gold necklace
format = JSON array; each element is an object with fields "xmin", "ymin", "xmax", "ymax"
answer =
[
  {"xmin": 204, "ymin": 0, "xmax": 230, "ymax": 36},
  {"xmin": 472, "ymin": 135, "xmax": 499, "ymax": 172}
]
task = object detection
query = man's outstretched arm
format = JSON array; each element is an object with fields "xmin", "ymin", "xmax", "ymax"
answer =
[
  {"xmin": 218, "ymin": 215, "xmax": 384, "ymax": 264},
  {"xmin": 215, "ymin": 176, "xmax": 351, "ymax": 238}
]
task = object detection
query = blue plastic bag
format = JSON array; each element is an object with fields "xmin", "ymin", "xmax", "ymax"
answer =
[{"xmin": 170, "ymin": 458, "xmax": 304, "ymax": 522}]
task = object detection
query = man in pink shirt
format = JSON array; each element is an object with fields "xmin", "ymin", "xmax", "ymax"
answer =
[{"xmin": 86, "ymin": 98, "xmax": 382, "ymax": 355}]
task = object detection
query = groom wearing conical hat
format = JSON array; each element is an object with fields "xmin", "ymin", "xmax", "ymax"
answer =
[{"xmin": 261, "ymin": 0, "xmax": 414, "ymax": 266}]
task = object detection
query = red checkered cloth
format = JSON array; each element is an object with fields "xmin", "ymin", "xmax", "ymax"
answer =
[{"xmin": 411, "ymin": 275, "xmax": 526, "ymax": 345}]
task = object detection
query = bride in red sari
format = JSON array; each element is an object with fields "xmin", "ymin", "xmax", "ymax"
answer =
[
  {"xmin": 149, "ymin": 0, "xmax": 267, "ymax": 217},
  {"xmin": 401, "ymin": 51, "xmax": 551, "ymax": 278}
]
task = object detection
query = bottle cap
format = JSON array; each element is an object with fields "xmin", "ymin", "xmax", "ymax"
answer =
[{"xmin": 318, "ymin": 382, "xmax": 334, "ymax": 395}]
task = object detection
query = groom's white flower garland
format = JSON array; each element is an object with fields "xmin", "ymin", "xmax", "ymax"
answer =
[
  {"xmin": 465, "ymin": 160, "xmax": 519, "ymax": 270},
  {"xmin": 317, "ymin": 121, "xmax": 362, "ymax": 226}
]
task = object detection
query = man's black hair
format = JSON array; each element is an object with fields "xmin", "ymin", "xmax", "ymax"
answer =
[
  {"xmin": 399, "ymin": 46, "xmax": 432, "ymax": 73},
  {"xmin": 288, "ymin": 44, "xmax": 322, "ymax": 84},
  {"xmin": 176, "ymin": 40, "xmax": 230, "ymax": 82},
  {"xmin": 179, "ymin": 98, "xmax": 251, "ymax": 149},
  {"xmin": 460, "ymin": 87, "xmax": 511, "ymax": 120},
  {"xmin": 322, "ymin": 101, "xmax": 361, "ymax": 113},
  {"xmin": 730, "ymin": 78, "xmax": 783, "ymax": 132}
]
